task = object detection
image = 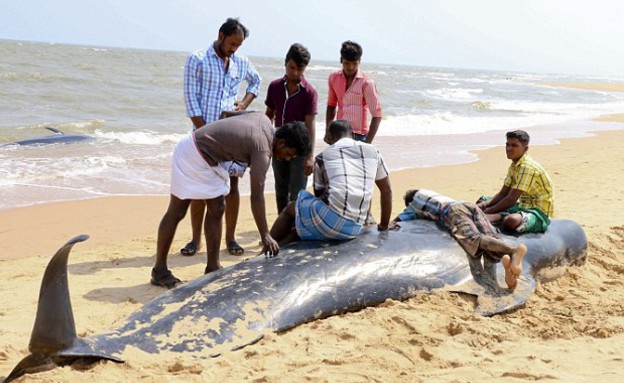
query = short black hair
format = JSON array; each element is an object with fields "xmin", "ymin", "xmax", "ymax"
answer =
[
  {"xmin": 506, "ymin": 130, "xmax": 530, "ymax": 145},
  {"xmin": 276, "ymin": 121, "xmax": 311, "ymax": 157},
  {"xmin": 219, "ymin": 18, "xmax": 249, "ymax": 38},
  {"xmin": 340, "ymin": 40, "xmax": 363, "ymax": 61},
  {"xmin": 328, "ymin": 119, "xmax": 352, "ymax": 137},
  {"xmin": 404, "ymin": 189, "xmax": 418, "ymax": 206},
  {"xmin": 285, "ymin": 43, "xmax": 311, "ymax": 67}
]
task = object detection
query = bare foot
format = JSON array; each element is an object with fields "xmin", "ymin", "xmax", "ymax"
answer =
[
  {"xmin": 501, "ymin": 255, "xmax": 516, "ymax": 289},
  {"xmin": 501, "ymin": 244, "xmax": 527, "ymax": 289}
]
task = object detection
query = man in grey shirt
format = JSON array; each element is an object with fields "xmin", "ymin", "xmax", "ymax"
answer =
[{"xmin": 151, "ymin": 113, "xmax": 311, "ymax": 288}]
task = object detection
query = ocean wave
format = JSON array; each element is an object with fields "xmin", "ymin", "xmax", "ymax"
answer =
[
  {"xmin": 377, "ymin": 109, "xmax": 617, "ymax": 137},
  {"xmin": 93, "ymin": 129, "xmax": 185, "ymax": 145},
  {"xmin": 423, "ymin": 87, "xmax": 484, "ymax": 101}
]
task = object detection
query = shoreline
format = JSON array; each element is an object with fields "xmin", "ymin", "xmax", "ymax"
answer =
[
  {"xmin": 1, "ymin": 124, "xmax": 622, "ymax": 260},
  {"xmin": 2, "ymin": 116, "xmax": 622, "ymax": 213}
]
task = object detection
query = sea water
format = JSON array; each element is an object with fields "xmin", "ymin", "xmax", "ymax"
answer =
[{"xmin": 1, "ymin": 39, "xmax": 623, "ymax": 210}]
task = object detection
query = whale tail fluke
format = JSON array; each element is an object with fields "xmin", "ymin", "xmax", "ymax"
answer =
[
  {"xmin": 3, "ymin": 353, "xmax": 57, "ymax": 383},
  {"xmin": 2, "ymin": 235, "xmax": 123, "ymax": 383}
]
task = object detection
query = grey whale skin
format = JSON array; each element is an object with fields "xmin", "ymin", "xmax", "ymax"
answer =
[
  {"xmin": 1, "ymin": 127, "xmax": 92, "ymax": 147},
  {"xmin": 3, "ymin": 219, "xmax": 587, "ymax": 382}
]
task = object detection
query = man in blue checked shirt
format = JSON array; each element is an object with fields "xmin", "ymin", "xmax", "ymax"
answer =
[{"xmin": 182, "ymin": 17, "xmax": 261, "ymax": 258}]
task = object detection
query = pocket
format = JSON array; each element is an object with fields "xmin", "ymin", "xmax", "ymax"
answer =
[{"xmin": 227, "ymin": 75, "xmax": 241, "ymax": 97}]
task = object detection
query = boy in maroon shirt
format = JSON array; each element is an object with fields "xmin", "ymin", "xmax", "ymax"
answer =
[{"xmin": 265, "ymin": 43, "xmax": 318, "ymax": 213}]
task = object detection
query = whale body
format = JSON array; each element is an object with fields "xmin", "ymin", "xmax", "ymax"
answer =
[
  {"xmin": 2, "ymin": 127, "xmax": 92, "ymax": 147},
  {"xmin": 3, "ymin": 219, "xmax": 587, "ymax": 382}
]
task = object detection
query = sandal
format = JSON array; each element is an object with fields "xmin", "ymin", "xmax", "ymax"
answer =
[
  {"xmin": 180, "ymin": 241, "xmax": 198, "ymax": 256},
  {"xmin": 227, "ymin": 240, "xmax": 245, "ymax": 255},
  {"xmin": 150, "ymin": 268, "xmax": 182, "ymax": 289}
]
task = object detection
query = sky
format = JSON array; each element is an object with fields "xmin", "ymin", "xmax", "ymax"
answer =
[{"xmin": 2, "ymin": 0, "xmax": 624, "ymax": 76}]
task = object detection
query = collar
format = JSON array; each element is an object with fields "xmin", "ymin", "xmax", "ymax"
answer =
[
  {"xmin": 512, "ymin": 153, "xmax": 530, "ymax": 167},
  {"xmin": 281, "ymin": 75, "xmax": 309, "ymax": 89},
  {"xmin": 208, "ymin": 41, "xmax": 236, "ymax": 60},
  {"xmin": 339, "ymin": 68, "xmax": 364, "ymax": 80},
  {"xmin": 331, "ymin": 137, "xmax": 357, "ymax": 148}
]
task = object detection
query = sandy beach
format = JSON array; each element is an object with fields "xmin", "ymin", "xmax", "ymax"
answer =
[{"xmin": 1, "ymin": 113, "xmax": 624, "ymax": 382}]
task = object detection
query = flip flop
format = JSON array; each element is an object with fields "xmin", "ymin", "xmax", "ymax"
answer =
[
  {"xmin": 150, "ymin": 268, "xmax": 182, "ymax": 289},
  {"xmin": 180, "ymin": 241, "xmax": 198, "ymax": 256},
  {"xmin": 227, "ymin": 240, "xmax": 245, "ymax": 256}
]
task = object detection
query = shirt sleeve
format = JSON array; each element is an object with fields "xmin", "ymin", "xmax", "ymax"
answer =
[
  {"xmin": 244, "ymin": 59, "xmax": 262, "ymax": 96},
  {"xmin": 184, "ymin": 53, "xmax": 203, "ymax": 118},
  {"xmin": 397, "ymin": 205, "xmax": 417, "ymax": 221},
  {"xmin": 327, "ymin": 73, "xmax": 338, "ymax": 107},
  {"xmin": 313, "ymin": 155, "xmax": 327, "ymax": 191},
  {"xmin": 363, "ymin": 78, "xmax": 382, "ymax": 118},
  {"xmin": 264, "ymin": 82, "xmax": 275, "ymax": 109},
  {"xmin": 306, "ymin": 87, "xmax": 319, "ymax": 115},
  {"xmin": 375, "ymin": 151, "xmax": 390, "ymax": 181},
  {"xmin": 248, "ymin": 150, "xmax": 270, "ymax": 184}
]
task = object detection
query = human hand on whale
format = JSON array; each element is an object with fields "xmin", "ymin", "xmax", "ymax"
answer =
[{"xmin": 261, "ymin": 233, "xmax": 280, "ymax": 257}]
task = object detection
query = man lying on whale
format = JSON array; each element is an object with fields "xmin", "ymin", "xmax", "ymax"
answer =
[
  {"xmin": 392, "ymin": 188, "xmax": 527, "ymax": 289},
  {"xmin": 263, "ymin": 119, "xmax": 393, "ymax": 252}
]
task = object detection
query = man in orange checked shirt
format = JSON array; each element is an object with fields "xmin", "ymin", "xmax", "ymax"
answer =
[{"xmin": 325, "ymin": 40, "xmax": 382, "ymax": 144}]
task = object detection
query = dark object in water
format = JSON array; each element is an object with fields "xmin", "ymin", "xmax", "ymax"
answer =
[{"xmin": 2, "ymin": 127, "xmax": 93, "ymax": 147}]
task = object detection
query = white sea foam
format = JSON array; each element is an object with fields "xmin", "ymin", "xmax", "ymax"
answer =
[{"xmin": 93, "ymin": 130, "xmax": 186, "ymax": 145}]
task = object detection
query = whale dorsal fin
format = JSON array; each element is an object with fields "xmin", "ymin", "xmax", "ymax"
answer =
[
  {"xmin": 28, "ymin": 235, "xmax": 89, "ymax": 354},
  {"xmin": 45, "ymin": 127, "xmax": 64, "ymax": 135}
]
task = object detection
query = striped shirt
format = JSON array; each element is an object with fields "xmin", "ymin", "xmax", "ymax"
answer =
[
  {"xmin": 397, "ymin": 189, "xmax": 456, "ymax": 222},
  {"xmin": 504, "ymin": 153, "xmax": 554, "ymax": 217},
  {"xmin": 184, "ymin": 43, "xmax": 261, "ymax": 124},
  {"xmin": 313, "ymin": 137, "xmax": 389, "ymax": 224},
  {"xmin": 327, "ymin": 69, "xmax": 382, "ymax": 135}
]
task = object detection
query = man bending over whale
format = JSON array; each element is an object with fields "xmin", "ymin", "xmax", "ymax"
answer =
[
  {"xmin": 392, "ymin": 189, "xmax": 527, "ymax": 289},
  {"xmin": 264, "ymin": 119, "xmax": 393, "ymax": 251},
  {"xmin": 152, "ymin": 112, "xmax": 311, "ymax": 288}
]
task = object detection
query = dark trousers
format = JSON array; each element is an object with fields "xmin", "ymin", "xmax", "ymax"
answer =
[{"xmin": 272, "ymin": 155, "xmax": 308, "ymax": 213}]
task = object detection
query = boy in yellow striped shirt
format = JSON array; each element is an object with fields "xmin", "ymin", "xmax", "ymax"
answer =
[{"xmin": 477, "ymin": 130, "xmax": 554, "ymax": 234}]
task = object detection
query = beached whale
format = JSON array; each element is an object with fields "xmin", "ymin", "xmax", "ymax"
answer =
[
  {"xmin": 1, "ymin": 127, "xmax": 93, "ymax": 147},
  {"xmin": 3, "ymin": 219, "xmax": 587, "ymax": 382}
]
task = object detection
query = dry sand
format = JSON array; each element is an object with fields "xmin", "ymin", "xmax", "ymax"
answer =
[{"xmin": 1, "ymin": 116, "xmax": 623, "ymax": 381}]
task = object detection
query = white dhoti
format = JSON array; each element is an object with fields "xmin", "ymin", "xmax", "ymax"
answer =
[{"xmin": 169, "ymin": 134, "xmax": 230, "ymax": 200}]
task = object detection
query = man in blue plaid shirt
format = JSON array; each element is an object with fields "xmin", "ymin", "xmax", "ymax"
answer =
[{"xmin": 182, "ymin": 17, "xmax": 261, "ymax": 258}]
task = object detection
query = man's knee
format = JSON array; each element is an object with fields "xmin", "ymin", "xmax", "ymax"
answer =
[
  {"xmin": 205, "ymin": 197, "xmax": 226, "ymax": 217},
  {"xmin": 284, "ymin": 201, "xmax": 297, "ymax": 217},
  {"xmin": 166, "ymin": 208, "xmax": 187, "ymax": 223},
  {"xmin": 502, "ymin": 214, "xmax": 522, "ymax": 232},
  {"xmin": 164, "ymin": 197, "xmax": 190, "ymax": 222}
]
